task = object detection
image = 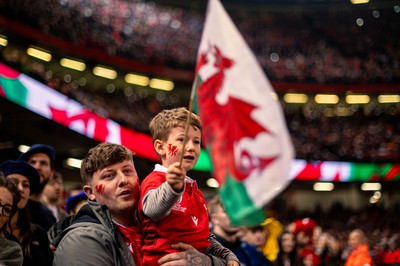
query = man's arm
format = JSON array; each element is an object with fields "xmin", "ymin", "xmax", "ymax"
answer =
[
  {"xmin": 206, "ymin": 234, "xmax": 240, "ymax": 265},
  {"xmin": 159, "ymin": 243, "xmax": 230, "ymax": 266}
]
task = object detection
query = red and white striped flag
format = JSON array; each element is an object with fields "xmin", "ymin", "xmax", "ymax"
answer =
[{"xmin": 195, "ymin": 0, "xmax": 294, "ymax": 226}]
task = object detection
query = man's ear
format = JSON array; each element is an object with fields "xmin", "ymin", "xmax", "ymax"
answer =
[
  {"xmin": 83, "ymin": 185, "xmax": 96, "ymax": 201},
  {"xmin": 154, "ymin": 139, "xmax": 166, "ymax": 156},
  {"xmin": 210, "ymin": 213, "xmax": 218, "ymax": 226},
  {"xmin": 50, "ymin": 169, "xmax": 55, "ymax": 180}
]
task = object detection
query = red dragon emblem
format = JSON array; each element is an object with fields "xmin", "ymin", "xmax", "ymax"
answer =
[
  {"xmin": 196, "ymin": 44, "xmax": 277, "ymax": 185},
  {"xmin": 49, "ymin": 107, "xmax": 109, "ymax": 141}
]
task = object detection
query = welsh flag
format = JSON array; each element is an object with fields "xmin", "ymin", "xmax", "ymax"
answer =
[
  {"xmin": 291, "ymin": 160, "xmax": 400, "ymax": 182},
  {"xmin": 0, "ymin": 62, "xmax": 158, "ymax": 162},
  {"xmin": 195, "ymin": 0, "xmax": 294, "ymax": 226}
]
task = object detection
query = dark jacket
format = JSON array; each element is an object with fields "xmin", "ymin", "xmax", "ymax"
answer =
[
  {"xmin": 49, "ymin": 202, "xmax": 228, "ymax": 266},
  {"xmin": 214, "ymin": 233, "xmax": 273, "ymax": 266},
  {"xmin": 7, "ymin": 223, "xmax": 53, "ymax": 266},
  {"xmin": 27, "ymin": 199, "xmax": 56, "ymax": 231},
  {"xmin": 49, "ymin": 202, "xmax": 135, "ymax": 266}
]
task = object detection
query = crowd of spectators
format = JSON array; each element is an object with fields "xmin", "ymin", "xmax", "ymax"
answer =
[
  {"xmin": 2, "ymin": 3, "xmax": 399, "ymax": 264},
  {"xmin": 0, "ymin": 0, "xmax": 399, "ymax": 164},
  {"xmin": 1, "ymin": 3, "xmax": 399, "ymax": 262},
  {"xmin": 286, "ymin": 110, "xmax": 400, "ymax": 163},
  {"xmin": 1, "ymin": 0, "xmax": 399, "ymax": 84},
  {"xmin": 1, "ymin": 47, "xmax": 399, "ymax": 164},
  {"xmin": 272, "ymin": 201, "xmax": 400, "ymax": 266}
]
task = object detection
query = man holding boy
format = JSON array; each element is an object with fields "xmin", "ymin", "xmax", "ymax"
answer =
[{"xmin": 50, "ymin": 142, "xmax": 227, "ymax": 265}]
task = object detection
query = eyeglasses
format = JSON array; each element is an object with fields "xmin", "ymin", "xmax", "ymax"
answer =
[{"xmin": 0, "ymin": 202, "xmax": 13, "ymax": 217}]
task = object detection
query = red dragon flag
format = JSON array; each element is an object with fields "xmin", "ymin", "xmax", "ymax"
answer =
[{"xmin": 195, "ymin": 0, "xmax": 294, "ymax": 226}]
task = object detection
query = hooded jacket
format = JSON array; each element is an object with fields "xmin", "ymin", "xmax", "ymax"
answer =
[
  {"xmin": 48, "ymin": 201, "xmax": 135, "ymax": 266},
  {"xmin": 214, "ymin": 233, "xmax": 272, "ymax": 266},
  {"xmin": 49, "ymin": 201, "xmax": 229, "ymax": 266}
]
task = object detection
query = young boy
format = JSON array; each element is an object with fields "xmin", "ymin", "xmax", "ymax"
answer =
[{"xmin": 139, "ymin": 107, "xmax": 238, "ymax": 265}]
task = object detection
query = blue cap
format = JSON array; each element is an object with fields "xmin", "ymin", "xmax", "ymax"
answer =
[
  {"xmin": 65, "ymin": 191, "xmax": 87, "ymax": 214},
  {"xmin": 0, "ymin": 160, "xmax": 41, "ymax": 195},
  {"xmin": 18, "ymin": 144, "xmax": 56, "ymax": 167}
]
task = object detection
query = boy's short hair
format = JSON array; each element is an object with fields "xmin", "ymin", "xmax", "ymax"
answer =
[
  {"xmin": 80, "ymin": 142, "xmax": 134, "ymax": 185},
  {"xmin": 149, "ymin": 107, "xmax": 202, "ymax": 142}
]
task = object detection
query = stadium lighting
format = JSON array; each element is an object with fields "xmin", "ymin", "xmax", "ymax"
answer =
[
  {"xmin": 0, "ymin": 35, "xmax": 7, "ymax": 47},
  {"xmin": 378, "ymin": 94, "xmax": 400, "ymax": 103},
  {"xmin": 361, "ymin": 182, "xmax": 381, "ymax": 191},
  {"xmin": 27, "ymin": 46, "xmax": 52, "ymax": 62},
  {"xmin": 314, "ymin": 94, "xmax": 339, "ymax": 104},
  {"xmin": 345, "ymin": 94, "xmax": 370, "ymax": 104},
  {"xmin": 271, "ymin": 92, "xmax": 278, "ymax": 101},
  {"xmin": 206, "ymin": 178, "xmax": 219, "ymax": 188},
  {"xmin": 350, "ymin": 0, "xmax": 369, "ymax": 4},
  {"xmin": 283, "ymin": 93, "xmax": 308, "ymax": 103},
  {"xmin": 60, "ymin": 58, "xmax": 86, "ymax": 72},
  {"xmin": 65, "ymin": 158, "xmax": 82, "ymax": 169},
  {"xmin": 313, "ymin": 182, "xmax": 334, "ymax": 191},
  {"xmin": 149, "ymin": 78, "xmax": 174, "ymax": 91},
  {"xmin": 125, "ymin": 73, "xmax": 150, "ymax": 86},
  {"xmin": 18, "ymin": 145, "xmax": 30, "ymax": 153},
  {"xmin": 93, "ymin": 66, "xmax": 117, "ymax": 80}
]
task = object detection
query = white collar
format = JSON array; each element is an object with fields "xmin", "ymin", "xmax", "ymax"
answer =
[
  {"xmin": 154, "ymin": 164, "xmax": 167, "ymax": 172},
  {"xmin": 153, "ymin": 164, "xmax": 194, "ymax": 183}
]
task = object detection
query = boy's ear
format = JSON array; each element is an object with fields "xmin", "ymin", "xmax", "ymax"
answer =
[{"xmin": 154, "ymin": 139, "xmax": 166, "ymax": 156}]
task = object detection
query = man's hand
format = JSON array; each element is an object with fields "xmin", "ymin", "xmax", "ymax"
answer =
[
  {"xmin": 158, "ymin": 243, "xmax": 212, "ymax": 266},
  {"xmin": 166, "ymin": 162, "xmax": 185, "ymax": 192},
  {"xmin": 227, "ymin": 260, "xmax": 240, "ymax": 266}
]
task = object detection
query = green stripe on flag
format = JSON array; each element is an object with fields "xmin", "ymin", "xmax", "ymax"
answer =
[
  {"xmin": 194, "ymin": 149, "xmax": 213, "ymax": 172},
  {"xmin": 0, "ymin": 76, "xmax": 28, "ymax": 106},
  {"xmin": 350, "ymin": 163, "xmax": 400, "ymax": 182},
  {"xmin": 220, "ymin": 174, "xmax": 265, "ymax": 226}
]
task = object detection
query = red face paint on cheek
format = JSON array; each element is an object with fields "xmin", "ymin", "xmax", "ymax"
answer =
[
  {"xmin": 168, "ymin": 144, "xmax": 178, "ymax": 156},
  {"xmin": 95, "ymin": 184, "xmax": 105, "ymax": 195}
]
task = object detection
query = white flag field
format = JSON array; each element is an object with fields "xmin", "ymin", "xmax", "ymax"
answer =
[{"xmin": 194, "ymin": 0, "xmax": 294, "ymax": 226}]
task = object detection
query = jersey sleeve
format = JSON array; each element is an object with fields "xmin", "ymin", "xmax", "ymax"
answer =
[{"xmin": 140, "ymin": 172, "xmax": 184, "ymax": 221}]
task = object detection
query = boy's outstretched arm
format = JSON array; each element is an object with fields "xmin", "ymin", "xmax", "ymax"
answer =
[
  {"xmin": 166, "ymin": 162, "xmax": 185, "ymax": 192},
  {"xmin": 142, "ymin": 162, "xmax": 186, "ymax": 221}
]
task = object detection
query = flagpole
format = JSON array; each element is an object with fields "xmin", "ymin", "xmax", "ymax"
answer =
[{"xmin": 179, "ymin": 75, "xmax": 199, "ymax": 166}]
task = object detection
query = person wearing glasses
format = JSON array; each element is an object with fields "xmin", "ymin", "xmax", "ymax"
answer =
[
  {"xmin": 0, "ymin": 160, "xmax": 53, "ymax": 266},
  {"xmin": 0, "ymin": 173, "xmax": 23, "ymax": 266}
]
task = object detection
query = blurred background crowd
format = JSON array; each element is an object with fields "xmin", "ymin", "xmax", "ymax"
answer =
[
  {"xmin": 1, "ymin": 0, "xmax": 399, "ymax": 84},
  {"xmin": 1, "ymin": 0, "xmax": 399, "ymax": 165},
  {"xmin": 0, "ymin": 0, "xmax": 400, "ymax": 265},
  {"xmin": 1, "ymin": 49, "xmax": 399, "ymax": 164}
]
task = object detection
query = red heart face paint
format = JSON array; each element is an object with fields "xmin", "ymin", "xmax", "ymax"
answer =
[
  {"xmin": 95, "ymin": 184, "xmax": 105, "ymax": 195},
  {"xmin": 168, "ymin": 144, "xmax": 178, "ymax": 156}
]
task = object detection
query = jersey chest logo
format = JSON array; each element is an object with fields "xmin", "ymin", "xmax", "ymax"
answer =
[{"xmin": 191, "ymin": 216, "xmax": 198, "ymax": 226}]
